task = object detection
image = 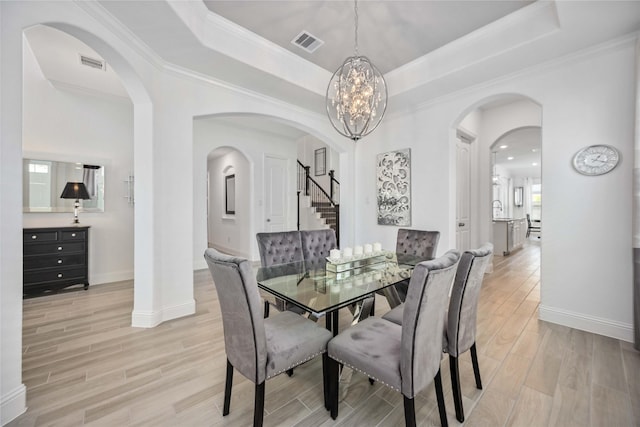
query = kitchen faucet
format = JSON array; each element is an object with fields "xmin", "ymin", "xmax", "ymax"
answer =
[{"xmin": 492, "ymin": 200, "xmax": 503, "ymax": 219}]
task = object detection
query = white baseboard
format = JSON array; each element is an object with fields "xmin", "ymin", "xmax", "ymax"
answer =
[
  {"xmin": 161, "ymin": 299, "xmax": 196, "ymax": 323},
  {"xmin": 1, "ymin": 384, "xmax": 26, "ymax": 426},
  {"xmin": 131, "ymin": 299, "xmax": 196, "ymax": 328},
  {"xmin": 131, "ymin": 309, "xmax": 162, "ymax": 328},
  {"xmin": 539, "ymin": 305, "xmax": 634, "ymax": 342}
]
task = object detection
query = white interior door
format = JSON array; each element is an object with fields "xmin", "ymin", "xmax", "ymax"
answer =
[
  {"xmin": 264, "ymin": 156, "xmax": 288, "ymax": 232},
  {"xmin": 456, "ymin": 137, "xmax": 471, "ymax": 251}
]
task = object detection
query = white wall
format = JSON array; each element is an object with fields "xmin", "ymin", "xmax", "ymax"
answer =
[
  {"xmin": 22, "ymin": 33, "xmax": 134, "ymax": 285},
  {"xmin": 355, "ymin": 38, "xmax": 636, "ymax": 342}
]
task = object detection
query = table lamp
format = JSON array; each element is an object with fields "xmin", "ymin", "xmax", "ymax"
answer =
[{"xmin": 60, "ymin": 182, "xmax": 91, "ymax": 224}]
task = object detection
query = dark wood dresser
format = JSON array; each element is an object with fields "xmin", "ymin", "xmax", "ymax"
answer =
[{"xmin": 23, "ymin": 226, "xmax": 90, "ymax": 296}]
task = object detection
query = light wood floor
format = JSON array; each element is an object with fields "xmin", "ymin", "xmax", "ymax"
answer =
[{"xmin": 9, "ymin": 239, "xmax": 640, "ymax": 427}]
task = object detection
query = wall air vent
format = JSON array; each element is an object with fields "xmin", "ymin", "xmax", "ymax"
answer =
[
  {"xmin": 291, "ymin": 31, "xmax": 324, "ymax": 53},
  {"xmin": 79, "ymin": 54, "xmax": 106, "ymax": 71}
]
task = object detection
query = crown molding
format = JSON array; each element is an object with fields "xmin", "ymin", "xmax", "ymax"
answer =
[
  {"xmin": 386, "ymin": 0, "xmax": 560, "ymax": 98},
  {"xmin": 163, "ymin": 62, "xmax": 326, "ymax": 123},
  {"xmin": 168, "ymin": 1, "xmax": 330, "ymax": 97},
  {"xmin": 385, "ymin": 31, "xmax": 639, "ymax": 121}
]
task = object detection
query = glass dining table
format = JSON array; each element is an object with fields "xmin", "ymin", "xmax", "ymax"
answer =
[{"xmin": 256, "ymin": 252, "xmax": 424, "ymax": 336}]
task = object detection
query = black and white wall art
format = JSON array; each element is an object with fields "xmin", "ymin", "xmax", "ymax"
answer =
[{"xmin": 377, "ymin": 148, "xmax": 411, "ymax": 226}]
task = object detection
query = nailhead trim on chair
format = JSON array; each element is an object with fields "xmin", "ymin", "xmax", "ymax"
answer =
[
  {"xmin": 265, "ymin": 349, "xmax": 327, "ymax": 380},
  {"xmin": 328, "ymin": 355, "xmax": 401, "ymax": 393}
]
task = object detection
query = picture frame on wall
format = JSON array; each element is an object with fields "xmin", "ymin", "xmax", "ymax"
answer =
[
  {"xmin": 315, "ymin": 148, "xmax": 326, "ymax": 176},
  {"xmin": 376, "ymin": 148, "xmax": 411, "ymax": 226},
  {"xmin": 225, "ymin": 174, "xmax": 235, "ymax": 215}
]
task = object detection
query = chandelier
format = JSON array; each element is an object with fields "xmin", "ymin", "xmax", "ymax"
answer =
[{"xmin": 326, "ymin": 0, "xmax": 387, "ymax": 141}]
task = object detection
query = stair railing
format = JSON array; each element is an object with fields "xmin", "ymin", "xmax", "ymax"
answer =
[
  {"xmin": 329, "ymin": 169, "xmax": 340, "ymax": 204},
  {"xmin": 297, "ymin": 160, "xmax": 340, "ymax": 245}
]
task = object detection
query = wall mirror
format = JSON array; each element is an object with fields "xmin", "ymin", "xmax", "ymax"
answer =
[
  {"xmin": 23, "ymin": 159, "xmax": 105, "ymax": 213},
  {"xmin": 225, "ymin": 174, "xmax": 235, "ymax": 215}
]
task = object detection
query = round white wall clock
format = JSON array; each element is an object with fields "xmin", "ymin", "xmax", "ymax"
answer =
[{"xmin": 572, "ymin": 145, "xmax": 620, "ymax": 176}]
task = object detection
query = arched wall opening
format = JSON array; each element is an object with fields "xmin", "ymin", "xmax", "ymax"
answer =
[
  {"xmin": 451, "ymin": 93, "xmax": 542, "ymax": 268},
  {"xmin": 490, "ymin": 126, "xmax": 542, "ymax": 223},
  {"xmin": 193, "ymin": 113, "xmax": 348, "ymax": 264},
  {"xmin": 206, "ymin": 147, "xmax": 252, "ymax": 257},
  {"xmin": 2, "ymin": 14, "xmax": 156, "ymax": 423},
  {"xmin": 20, "ymin": 23, "xmax": 155, "ymax": 327}
]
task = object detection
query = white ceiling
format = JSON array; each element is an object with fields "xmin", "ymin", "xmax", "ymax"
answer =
[
  {"xmin": 202, "ymin": 0, "xmax": 534, "ymax": 74},
  {"xmin": 492, "ymin": 127, "xmax": 542, "ymax": 179},
  {"xmin": 24, "ymin": 25, "xmax": 128, "ymax": 100},
  {"xmin": 23, "ymin": 1, "xmax": 640, "ymax": 116}
]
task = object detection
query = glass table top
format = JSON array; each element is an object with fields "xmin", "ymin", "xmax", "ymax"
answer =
[{"xmin": 256, "ymin": 252, "xmax": 424, "ymax": 316}]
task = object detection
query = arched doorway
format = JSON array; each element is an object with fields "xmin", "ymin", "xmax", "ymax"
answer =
[
  {"xmin": 206, "ymin": 146, "xmax": 252, "ymax": 258},
  {"xmin": 21, "ymin": 23, "xmax": 155, "ymax": 328},
  {"xmin": 193, "ymin": 113, "xmax": 344, "ymax": 263},
  {"xmin": 453, "ymin": 94, "xmax": 542, "ymax": 265}
]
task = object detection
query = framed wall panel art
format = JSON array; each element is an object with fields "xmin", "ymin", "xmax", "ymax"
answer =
[
  {"xmin": 376, "ymin": 148, "xmax": 411, "ymax": 226},
  {"xmin": 315, "ymin": 147, "xmax": 326, "ymax": 176}
]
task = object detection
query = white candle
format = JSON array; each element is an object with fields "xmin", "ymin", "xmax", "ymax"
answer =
[
  {"xmin": 373, "ymin": 242, "xmax": 382, "ymax": 252},
  {"xmin": 329, "ymin": 249, "xmax": 341, "ymax": 260},
  {"xmin": 364, "ymin": 244, "xmax": 373, "ymax": 254},
  {"xmin": 342, "ymin": 247, "xmax": 353, "ymax": 258},
  {"xmin": 354, "ymin": 246, "xmax": 363, "ymax": 256}
]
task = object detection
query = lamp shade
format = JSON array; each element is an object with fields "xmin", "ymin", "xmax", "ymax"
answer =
[{"xmin": 60, "ymin": 182, "xmax": 91, "ymax": 200}]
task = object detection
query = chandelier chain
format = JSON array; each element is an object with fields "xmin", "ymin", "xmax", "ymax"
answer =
[{"xmin": 354, "ymin": 0, "xmax": 359, "ymax": 56}]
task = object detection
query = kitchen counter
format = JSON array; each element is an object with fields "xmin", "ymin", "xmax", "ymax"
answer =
[{"xmin": 492, "ymin": 218, "xmax": 527, "ymax": 255}]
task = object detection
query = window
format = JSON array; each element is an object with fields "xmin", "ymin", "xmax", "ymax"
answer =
[{"xmin": 531, "ymin": 183, "xmax": 541, "ymax": 220}]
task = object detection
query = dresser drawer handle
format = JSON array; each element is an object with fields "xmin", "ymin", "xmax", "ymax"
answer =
[
  {"xmin": 71, "ymin": 233, "xmax": 76, "ymax": 237},
  {"xmin": 31, "ymin": 235, "xmax": 37, "ymax": 240},
  {"xmin": 57, "ymin": 259, "xmax": 63, "ymax": 264},
  {"xmin": 58, "ymin": 246, "xmax": 63, "ymax": 251},
  {"xmin": 57, "ymin": 273, "xmax": 63, "ymax": 278}
]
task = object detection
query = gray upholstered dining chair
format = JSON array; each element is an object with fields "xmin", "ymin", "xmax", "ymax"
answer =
[
  {"xmin": 327, "ymin": 250, "xmax": 461, "ymax": 427},
  {"xmin": 256, "ymin": 231, "xmax": 306, "ymax": 316},
  {"xmin": 256, "ymin": 230, "xmax": 305, "ymax": 266},
  {"xmin": 204, "ymin": 248, "xmax": 332, "ymax": 427},
  {"xmin": 383, "ymin": 243, "xmax": 493, "ymax": 423},
  {"xmin": 388, "ymin": 228, "xmax": 441, "ymax": 306},
  {"xmin": 300, "ymin": 229, "xmax": 337, "ymax": 270}
]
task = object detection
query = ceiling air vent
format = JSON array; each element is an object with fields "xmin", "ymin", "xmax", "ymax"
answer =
[
  {"xmin": 291, "ymin": 31, "xmax": 324, "ymax": 53},
  {"xmin": 79, "ymin": 54, "xmax": 106, "ymax": 71}
]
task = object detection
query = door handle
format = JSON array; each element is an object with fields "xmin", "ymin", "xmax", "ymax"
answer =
[
  {"xmin": 458, "ymin": 222, "xmax": 465, "ymax": 227},
  {"xmin": 266, "ymin": 219, "xmax": 271, "ymax": 222}
]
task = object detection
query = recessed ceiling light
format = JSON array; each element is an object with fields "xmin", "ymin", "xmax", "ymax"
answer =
[
  {"xmin": 532, "ymin": 162, "xmax": 538, "ymax": 166},
  {"xmin": 500, "ymin": 145, "xmax": 508, "ymax": 149},
  {"xmin": 507, "ymin": 156, "xmax": 514, "ymax": 160},
  {"xmin": 532, "ymin": 148, "xmax": 538, "ymax": 152}
]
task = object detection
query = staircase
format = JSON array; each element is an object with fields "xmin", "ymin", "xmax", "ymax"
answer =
[{"xmin": 297, "ymin": 161, "xmax": 340, "ymax": 244}]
